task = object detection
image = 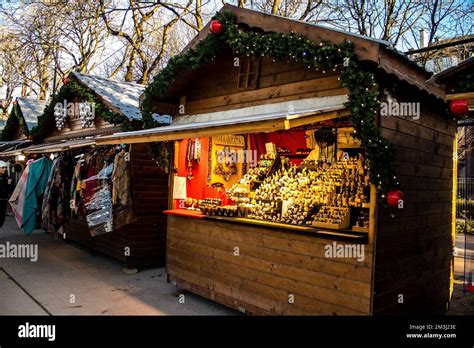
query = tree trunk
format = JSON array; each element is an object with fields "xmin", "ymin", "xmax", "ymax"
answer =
[{"xmin": 124, "ymin": 50, "xmax": 137, "ymax": 82}]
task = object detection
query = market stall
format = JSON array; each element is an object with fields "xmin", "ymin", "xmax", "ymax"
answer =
[
  {"xmin": 98, "ymin": 5, "xmax": 456, "ymax": 314},
  {"xmin": 26, "ymin": 72, "xmax": 171, "ymax": 268},
  {"xmin": 1, "ymin": 98, "xmax": 45, "ymax": 141},
  {"xmin": 0, "ymin": 97, "xmax": 46, "ymax": 184}
]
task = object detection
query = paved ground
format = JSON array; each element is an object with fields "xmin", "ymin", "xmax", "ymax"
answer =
[
  {"xmin": 448, "ymin": 232, "xmax": 474, "ymax": 315},
  {"xmin": 0, "ymin": 216, "xmax": 237, "ymax": 316}
]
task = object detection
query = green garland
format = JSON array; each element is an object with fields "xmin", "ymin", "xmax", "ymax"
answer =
[
  {"xmin": 142, "ymin": 11, "xmax": 397, "ymax": 195},
  {"xmin": 1, "ymin": 103, "xmax": 30, "ymax": 141},
  {"xmin": 31, "ymin": 78, "xmax": 133, "ymax": 144}
]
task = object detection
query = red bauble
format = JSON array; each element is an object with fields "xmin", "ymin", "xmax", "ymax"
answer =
[
  {"xmin": 387, "ymin": 190, "xmax": 404, "ymax": 207},
  {"xmin": 449, "ymin": 99, "xmax": 469, "ymax": 117},
  {"xmin": 63, "ymin": 77, "xmax": 71, "ymax": 85},
  {"xmin": 210, "ymin": 19, "xmax": 224, "ymax": 34}
]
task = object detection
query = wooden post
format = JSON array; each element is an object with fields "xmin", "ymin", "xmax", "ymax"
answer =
[{"xmin": 450, "ymin": 132, "xmax": 458, "ymax": 300}]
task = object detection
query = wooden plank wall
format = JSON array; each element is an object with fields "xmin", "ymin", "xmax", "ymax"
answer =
[
  {"xmin": 63, "ymin": 143, "xmax": 168, "ymax": 268},
  {"xmin": 374, "ymin": 81, "xmax": 456, "ymax": 314},
  {"xmin": 126, "ymin": 143, "xmax": 168, "ymax": 267},
  {"xmin": 160, "ymin": 47, "xmax": 347, "ymax": 116},
  {"xmin": 167, "ymin": 216, "xmax": 373, "ymax": 315}
]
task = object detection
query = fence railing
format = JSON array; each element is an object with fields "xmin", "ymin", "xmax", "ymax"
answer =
[{"xmin": 457, "ymin": 178, "xmax": 474, "ymax": 220}]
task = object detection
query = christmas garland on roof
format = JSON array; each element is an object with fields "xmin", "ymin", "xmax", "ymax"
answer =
[
  {"xmin": 31, "ymin": 78, "xmax": 133, "ymax": 144},
  {"xmin": 1, "ymin": 102, "xmax": 30, "ymax": 141},
  {"xmin": 141, "ymin": 11, "xmax": 398, "ymax": 195}
]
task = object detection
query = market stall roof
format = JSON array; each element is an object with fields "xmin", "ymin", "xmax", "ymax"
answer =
[
  {"xmin": 21, "ymin": 138, "xmax": 96, "ymax": 154},
  {"xmin": 16, "ymin": 98, "xmax": 47, "ymax": 130},
  {"xmin": 175, "ymin": 4, "xmax": 444, "ymax": 100},
  {"xmin": 96, "ymin": 95, "xmax": 349, "ymax": 145},
  {"xmin": 0, "ymin": 140, "xmax": 32, "ymax": 157},
  {"xmin": 72, "ymin": 72, "xmax": 170, "ymax": 124},
  {"xmin": 431, "ymin": 57, "xmax": 474, "ymax": 126}
]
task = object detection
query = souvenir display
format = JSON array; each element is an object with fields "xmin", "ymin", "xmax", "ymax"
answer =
[
  {"xmin": 199, "ymin": 149, "xmax": 371, "ymax": 231},
  {"xmin": 295, "ymin": 148, "xmax": 312, "ymax": 155},
  {"xmin": 198, "ymin": 198, "xmax": 222, "ymax": 215},
  {"xmin": 186, "ymin": 138, "xmax": 201, "ymax": 180},
  {"xmin": 277, "ymin": 147, "xmax": 291, "ymax": 154},
  {"xmin": 184, "ymin": 198, "xmax": 200, "ymax": 210},
  {"xmin": 226, "ymin": 183, "xmax": 251, "ymax": 204},
  {"xmin": 312, "ymin": 206, "xmax": 350, "ymax": 229},
  {"xmin": 246, "ymin": 200, "xmax": 281, "ymax": 221},
  {"xmin": 352, "ymin": 210, "xmax": 370, "ymax": 232},
  {"xmin": 227, "ymin": 153, "xmax": 282, "ymax": 195}
]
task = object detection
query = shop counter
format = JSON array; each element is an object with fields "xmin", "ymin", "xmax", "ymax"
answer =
[{"xmin": 165, "ymin": 211, "xmax": 374, "ymax": 315}]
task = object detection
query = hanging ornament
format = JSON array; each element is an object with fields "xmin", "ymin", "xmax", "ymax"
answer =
[
  {"xmin": 210, "ymin": 19, "xmax": 224, "ymax": 34},
  {"xmin": 449, "ymin": 99, "xmax": 469, "ymax": 117},
  {"xmin": 386, "ymin": 190, "xmax": 404, "ymax": 207},
  {"xmin": 63, "ymin": 77, "xmax": 71, "ymax": 85},
  {"xmin": 79, "ymin": 102, "xmax": 95, "ymax": 128},
  {"xmin": 53, "ymin": 102, "xmax": 67, "ymax": 130}
]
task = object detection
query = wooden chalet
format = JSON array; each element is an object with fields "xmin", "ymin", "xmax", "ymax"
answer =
[
  {"xmin": 98, "ymin": 5, "xmax": 456, "ymax": 314},
  {"xmin": 28, "ymin": 72, "xmax": 170, "ymax": 269}
]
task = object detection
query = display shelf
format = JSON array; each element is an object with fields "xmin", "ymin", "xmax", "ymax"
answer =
[
  {"xmin": 280, "ymin": 153, "xmax": 309, "ymax": 158},
  {"xmin": 352, "ymin": 225, "xmax": 369, "ymax": 233},
  {"xmin": 203, "ymin": 215, "xmax": 368, "ymax": 242}
]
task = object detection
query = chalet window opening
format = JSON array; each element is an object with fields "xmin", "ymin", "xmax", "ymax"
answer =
[{"xmin": 237, "ymin": 57, "xmax": 261, "ymax": 90}]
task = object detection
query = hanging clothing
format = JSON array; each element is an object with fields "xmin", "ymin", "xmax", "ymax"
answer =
[
  {"xmin": 22, "ymin": 157, "xmax": 52, "ymax": 235},
  {"xmin": 83, "ymin": 154, "xmax": 98, "ymax": 201},
  {"xmin": 41, "ymin": 155, "xmax": 73, "ymax": 233},
  {"xmin": 112, "ymin": 150, "xmax": 131, "ymax": 207},
  {"xmin": 41, "ymin": 158, "xmax": 60, "ymax": 232},
  {"xmin": 70, "ymin": 160, "xmax": 83, "ymax": 216},
  {"xmin": 9, "ymin": 164, "xmax": 31, "ymax": 228},
  {"xmin": 0, "ymin": 172, "xmax": 13, "ymax": 228},
  {"xmin": 112, "ymin": 149, "xmax": 134, "ymax": 230}
]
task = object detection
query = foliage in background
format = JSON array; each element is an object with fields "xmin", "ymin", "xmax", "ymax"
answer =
[
  {"xmin": 31, "ymin": 78, "xmax": 133, "ymax": 144},
  {"xmin": 456, "ymin": 219, "xmax": 474, "ymax": 234},
  {"xmin": 142, "ymin": 11, "xmax": 397, "ymax": 194},
  {"xmin": 454, "ymin": 71, "xmax": 474, "ymax": 93},
  {"xmin": 1, "ymin": 103, "xmax": 29, "ymax": 141}
]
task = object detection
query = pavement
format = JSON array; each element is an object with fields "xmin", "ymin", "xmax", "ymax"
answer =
[{"xmin": 0, "ymin": 216, "xmax": 236, "ymax": 316}]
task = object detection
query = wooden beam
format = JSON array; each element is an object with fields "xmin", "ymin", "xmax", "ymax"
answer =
[
  {"xmin": 97, "ymin": 119, "xmax": 287, "ymax": 145},
  {"xmin": 96, "ymin": 109, "xmax": 344, "ymax": 145},
  {"xmin": 445, "ymin": 92, "xmax": 474, "ymax": 101},
  {"xmin": 182, "ymin": 76, "xmax": 344, "ymax": 115},
  {"xmin": 151, "ymin": 101, "xmax": 177, "ymax": 115},
  {"xmin": 284, "ymin": 110, "xmax": 348, "ymax": 129}
]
